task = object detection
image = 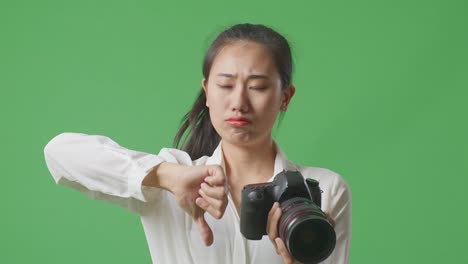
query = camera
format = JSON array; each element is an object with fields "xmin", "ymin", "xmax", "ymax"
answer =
[{"xmin": 240, "ymin": 170, "xmax": 336, "ymax": 263}]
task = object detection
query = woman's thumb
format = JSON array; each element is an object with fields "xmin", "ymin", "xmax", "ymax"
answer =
[{"xmin": 195, "ymin": 214, "xmax": 214, "ymax": 246}]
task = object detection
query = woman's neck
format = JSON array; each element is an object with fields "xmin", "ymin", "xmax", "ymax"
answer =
[{"xmin": 221, "ymin": 137, "xmax": 276, "ymax": 184}]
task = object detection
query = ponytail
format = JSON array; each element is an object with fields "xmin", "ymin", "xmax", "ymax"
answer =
[{"xmin": 173, "ymin": 89, "xmax": 220, "ymax": 160}]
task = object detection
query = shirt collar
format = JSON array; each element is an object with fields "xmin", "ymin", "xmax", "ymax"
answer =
[{"xmin": 205, "ymin": 139, "xmax": 296, "ymax": 182}]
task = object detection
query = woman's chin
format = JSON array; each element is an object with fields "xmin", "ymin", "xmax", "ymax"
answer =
[{"xmin": 223, "ymin": 131, "xmax": 270, "ymax": 147}]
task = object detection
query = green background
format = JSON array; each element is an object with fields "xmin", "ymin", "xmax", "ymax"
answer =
[{"xmin": 1, "ymin": 0, "xmax": 467, "ymax": 263}]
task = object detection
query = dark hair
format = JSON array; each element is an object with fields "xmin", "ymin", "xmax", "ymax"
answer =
[{"xmin": 173, "ymin": 23, "xmax": 294, "ymax": 160}]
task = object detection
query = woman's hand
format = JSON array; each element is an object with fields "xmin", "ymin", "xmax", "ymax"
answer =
[
  {"xmin": 266, "ymin": 202, "xmax": 336, "ymax": 264},
  {"xmin": 147, "ymin": 163, "xmax": 228, "ymax": 246}
]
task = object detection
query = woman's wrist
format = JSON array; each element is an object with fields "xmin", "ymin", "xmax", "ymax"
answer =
[{"xmin": 142, "ymin": 162, "xmax": 177, "ymax": 192}]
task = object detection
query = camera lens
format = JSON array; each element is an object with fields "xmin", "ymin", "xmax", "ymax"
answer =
[{"xmin": 278, "ymin": 197, "xmax": 336, "ymax": 263}]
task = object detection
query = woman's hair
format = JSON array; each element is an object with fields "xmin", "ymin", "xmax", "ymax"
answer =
[{"xmin": 173, "ymin": 23, "xmax": 294, "ymax": 160}]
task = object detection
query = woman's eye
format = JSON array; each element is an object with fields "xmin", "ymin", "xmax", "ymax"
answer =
[
  {"xmin": 217, "ymin": 85, "xmax": 267, "ymax": 90},
  {"xmin": 251, "ymin": 86, "xmax": 267, "ymax": 90}
]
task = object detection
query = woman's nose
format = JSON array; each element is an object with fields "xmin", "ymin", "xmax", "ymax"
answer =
[{"xmin": 230, "ymin": 86, "xmax": 249, "ymax": 113}]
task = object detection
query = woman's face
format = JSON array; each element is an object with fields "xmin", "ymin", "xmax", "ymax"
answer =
[{"xmin": 202, "ymin": 41, "xmax": 295, "ymax": 146}]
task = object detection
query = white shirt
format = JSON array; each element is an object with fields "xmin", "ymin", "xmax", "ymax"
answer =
[{"xmin": 43, "ymin": 132, "xmax": 352, "ymax": 264}]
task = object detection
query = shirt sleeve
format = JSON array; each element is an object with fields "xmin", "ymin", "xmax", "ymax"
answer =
[
  {"xmin": 43, "ymin": 132, "xmax": 178, "ymax": 215},
  {"xmin": 327, "ymin": 172, "xmax": 352, "ymax": 264}
]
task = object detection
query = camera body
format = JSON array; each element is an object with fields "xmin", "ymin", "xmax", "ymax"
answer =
[
  {"xmin": 240, "ymin": 170, "xmax": 336, "ymax": 263},
  {"xmin": 240, "ymin": 170, "xmax": 322, "ymax": 239}
]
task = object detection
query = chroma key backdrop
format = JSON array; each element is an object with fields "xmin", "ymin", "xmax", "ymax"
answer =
[{"xmin": 1, "ymin": 0, "xmax": 467, "ymax": 263}]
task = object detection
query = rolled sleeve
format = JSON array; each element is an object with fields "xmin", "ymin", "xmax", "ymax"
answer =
[{"xmin": 44, "ymin": 132, "xmax": 167, "ymax": 215}]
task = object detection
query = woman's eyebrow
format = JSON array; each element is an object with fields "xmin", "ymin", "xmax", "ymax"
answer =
[{"xmin": 217, "ymin": 73, "xmax": 269, "ymax": 80}]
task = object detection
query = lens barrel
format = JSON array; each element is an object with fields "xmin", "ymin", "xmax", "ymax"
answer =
[{"xmin": 278, "ymin": 197, "xmax": 336, "ymax": 263}]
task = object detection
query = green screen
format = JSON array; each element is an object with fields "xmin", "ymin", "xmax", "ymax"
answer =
[{"xmin": 2, "ymin": 0, "xmax": 467, "ymax": 263}]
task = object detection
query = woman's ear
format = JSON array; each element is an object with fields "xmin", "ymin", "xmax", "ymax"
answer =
[
  {"xmin": 280, "ymin": 84, "xmax": 296, "ymax": 111},
  {"xmin": 202, "ymin": 78, "xmax": 209, "ymax": 107}
]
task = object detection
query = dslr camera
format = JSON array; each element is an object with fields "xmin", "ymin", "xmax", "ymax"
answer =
[{"xmin": 240, "ymin": 170, "xmax": 336, "ymax": 264}]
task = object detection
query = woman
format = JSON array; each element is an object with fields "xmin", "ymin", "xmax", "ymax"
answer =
[{"xmin": 44, "ymin": 23, "xmax": 351, "ymax": 264}]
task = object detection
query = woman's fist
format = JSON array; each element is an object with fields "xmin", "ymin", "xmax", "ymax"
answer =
[{"xmin": 150, "ymin": 163, "xmax": 228, "ymax": 246}]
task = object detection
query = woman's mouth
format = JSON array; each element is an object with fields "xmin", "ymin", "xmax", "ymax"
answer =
[{"xmin": 226, "ymin": 117, "xmax": 250, "ymax": 127}]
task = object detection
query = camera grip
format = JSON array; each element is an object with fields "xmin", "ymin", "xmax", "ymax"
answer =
[{"xmin": 240, "ymin": 188, "xmax": 271, "ymax": 240}]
